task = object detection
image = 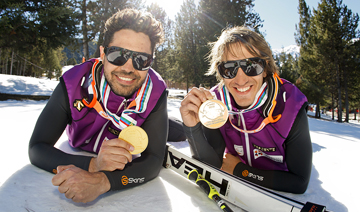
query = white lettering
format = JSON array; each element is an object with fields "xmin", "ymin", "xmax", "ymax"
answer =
[
  {"xmin": 128, "ymin": 177, "xmax": 145, "ymax": 184},
  {"xmin": 247, "ymin": 172, "xmax": 263, "ymax": 181}
]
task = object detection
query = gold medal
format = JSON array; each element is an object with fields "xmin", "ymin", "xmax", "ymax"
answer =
[
  {"xmin": 199, "ymin": 99, "xmax": 228, "ymax": 129},
  {"xmin": 119, "ymin": 126, "xmax": 148, "ymax": 155}
]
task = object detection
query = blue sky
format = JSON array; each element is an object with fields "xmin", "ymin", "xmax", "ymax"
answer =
[
  {"xmin": 146, "ymin": 0, "xmax": 360, "ymax": 50},
  {"xmin": 253, "ymin": 0, "xmax": 360, "ymax": 49}
]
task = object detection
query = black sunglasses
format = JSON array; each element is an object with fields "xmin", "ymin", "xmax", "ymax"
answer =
[
  {"xmin": 104, "ymin": 46, "xmax": 154, "ymax": 71},
  {"xmin": 217, "ymin": 57, "xmax": 265, "ymax": 79}
]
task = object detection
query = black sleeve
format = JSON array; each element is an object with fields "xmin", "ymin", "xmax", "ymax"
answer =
[
  {"xmin": 101, "ymin": 90, "xmax": 168, "ymax": 191},
  {"xmin": 168, "ymin": 116, "xmax": 186, "ymax": 142},
  {"xmin": 233, "ymin": 104, "xmax": 312, "ymax": 194},
  {"xmin": 28, "ymin": 79, "xmax": 92, "ymax": 172},
  {"xmin": 183, "ymin": 123, "xmax": 225, "ymax": 168},
  {"xmin": 184, "ymin": 104, "xmax": 312, "ymax": 194},
  {"xmin": 29, "ymin": 83, "xmax": 168, "ymax": 191}
]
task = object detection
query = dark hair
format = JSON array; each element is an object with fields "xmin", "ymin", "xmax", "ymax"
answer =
[{"xmin": 102, "ymin": 8, "xmax": 164, "ymax": 54}]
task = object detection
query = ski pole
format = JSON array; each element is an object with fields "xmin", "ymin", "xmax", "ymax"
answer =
[{"xmin": 188, "ymin": 169, "xmax": 233, "ymax": 212}]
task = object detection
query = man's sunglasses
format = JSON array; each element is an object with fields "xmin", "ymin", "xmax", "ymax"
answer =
[
  {"xmin": 217, "ymin": 57, "xmax": 265, "ymax": 79},
  {"xmin": 104, "ymin": 46, "xmax": 154, "ymax": 71}
]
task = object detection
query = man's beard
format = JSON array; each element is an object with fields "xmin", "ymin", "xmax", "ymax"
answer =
[{"xmin": 104, "ymin": 71, "xmax": 146, "ymax": 98}]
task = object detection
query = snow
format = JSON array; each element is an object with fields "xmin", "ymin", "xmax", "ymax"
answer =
[
  {"xmin": 1, "ymin": 73, "xmax": 359, "ymax": 212},
  {"xmin": 272, "ymin": 45, "xmax": 300, "ymax": 58},
  {"xmin": 0, "ymin": 74, "xmax": 58, "ymax": 96}
]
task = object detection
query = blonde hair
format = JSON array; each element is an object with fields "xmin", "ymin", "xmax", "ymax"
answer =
[{"xmin": 207, "ymin": 26, "xmax": 278, "ymax": 85}]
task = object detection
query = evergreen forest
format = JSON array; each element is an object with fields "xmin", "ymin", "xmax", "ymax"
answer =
[{"xmin": 1, "ymin": 0, "xmax": 359, "ymax": 122}]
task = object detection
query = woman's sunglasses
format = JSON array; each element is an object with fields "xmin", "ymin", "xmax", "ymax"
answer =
[
  {"xmin": 217, "ymin": 57, "xmax": 265, "ymax": 79},
  {"xmin": 104, "ymin": 46, "xmax": 154, "ymax": 71}
]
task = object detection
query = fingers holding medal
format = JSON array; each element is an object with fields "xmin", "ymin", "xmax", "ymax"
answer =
[
  {"xmin": 180, "ymin": 87, "xmax": 228, "ymax": 129},
  {"xmin": 199, "ymin": 99, "xmax": 228, "ymax": 129},
  {"xmin": 119, "ymin": 126, "xmax": 148, "ymax": 155},
  {"xmin": 180, "ymin": 87, "xmax": 214, "ymax": 128}
]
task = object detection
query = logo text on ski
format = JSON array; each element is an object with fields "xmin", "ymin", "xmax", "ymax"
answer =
[{"xmin": 166, "ymin": 151, "xmax": 230, "ymax": 196}]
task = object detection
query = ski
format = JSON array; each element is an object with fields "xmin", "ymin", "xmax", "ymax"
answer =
[
  {"xmin": 188, "ymin": 169, "xmax": 235, "ymax": 212},
  {"xmin": 163, "ymin": 144, "xmax": 329, "ymax": 212}
]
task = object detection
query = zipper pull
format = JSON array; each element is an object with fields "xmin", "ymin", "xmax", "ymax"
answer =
[
  {"xmin": 117, "ymin": 99, "xmax": 127, "ymax": 114},
  {"xmin": 123, "ymin": 99, "xmax": 128, "ymax": 109}
]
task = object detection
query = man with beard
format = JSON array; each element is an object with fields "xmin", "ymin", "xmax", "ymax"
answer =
[{"xmin": 28, "ymin": 8, "xmax": 184, "ymax": 203}]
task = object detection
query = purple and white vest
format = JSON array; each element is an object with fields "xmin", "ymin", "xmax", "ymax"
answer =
[
  {"xmin": 62, "ymin": 58, "xmax": 167, "ymax": 153},
  {"xmin": 211, "ymin": 79, "xmax": 307, "ymax": 171}
]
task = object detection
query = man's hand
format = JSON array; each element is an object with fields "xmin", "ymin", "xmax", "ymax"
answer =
[
  {"xmin": 180, "ymin": 87, "xmax": 213, "ymax": 127},
  {"xmin": 52, "ymin": 165, "xmax": 111, "ymax": 203},
  {"xmin": 89, "ymin": 138, "xmax": 134, "ymax": 172},
  {"xmin": 221, "ymin": 153, "xmax": 242, "ymax": 175}
]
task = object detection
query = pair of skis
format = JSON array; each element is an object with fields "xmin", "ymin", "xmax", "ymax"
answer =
[{"xmin": 163, "ymin": 144, "xmax": 328, "ymax": 212}]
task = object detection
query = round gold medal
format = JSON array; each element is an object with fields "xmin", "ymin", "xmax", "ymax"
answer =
[
  {"xmin": 119, "ymin": 126, "xmax": 148, "ymax": 155},
  {"xmin": 199, "ymin": 99, "xmax": 228, "ymax": 129}
]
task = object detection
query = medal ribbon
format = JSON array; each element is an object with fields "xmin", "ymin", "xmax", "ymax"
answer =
[
  {"xmin": 219, "ymin": 82, "xmax": 268, "ymax": 113},
  {"xmin": 98, "ymin": 72, "xmax": 153, "ymax": 130},
  {"xmin": 218, "ymin": 83, "xmax": 272, "ymax": 133}
]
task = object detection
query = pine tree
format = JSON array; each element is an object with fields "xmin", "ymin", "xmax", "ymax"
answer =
[
  {"xmin": 146, "ymin": 3, "xmax": 174, "ymax": 81},
  {"xmin": 339, "ymin": 6, "xmax": 359, "ymax": 122},
  {"xmin": 0, "ymin": 0, "xmax": 78, "ymax": 51},
  {"xmin": 295, "ymin": 0, "xmax": 311, "ymax": 49},
  {"xmin": 348, "ymin": 39, "xmax": 360, "ymax": 120},
  {"xmin": 1, "ymin": 0, "xmax": 78, "ymax": 77},
  {"xmin": 67, "ymin": 0, "xmax": 98, "ymax": 61},
  {"xmin": 174, "ymin": 0, "xmax": 203, "ymax": 90},
  {"xmin": 198, "ymin": 0, "xmax": 262, "ymax": 43},
  {"xmin": 311, "ymin": 0, "xmax": 358, "ymax": 122},
  {"xmin": 92, "ymin": 0, "xmax": 141, "ymax": 58},
  {"xmin": 277, "ymin": 52, "xmax": 299, "ymax": 84},
  {"xmin": 295, "ymin": 0, "xmax": 359, "ymax": 121},
  {"xmin": 295, "ymin": 0, "xmax": 325, "ymax": 118},
  {"xmin": 195, "ymin": 0, "xmax": 262, "ymax": 88}
]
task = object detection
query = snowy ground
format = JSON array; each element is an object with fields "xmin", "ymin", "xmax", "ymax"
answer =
[{"xmin": 1, "ymin": 73, "xmax": 360, "ymax": 211}]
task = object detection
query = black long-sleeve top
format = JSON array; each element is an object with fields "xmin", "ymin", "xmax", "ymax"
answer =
[
  {"xmin": 29, "ymin": 79, "xmax": 168, "ymax": 191},
  {"xmin": 183, "ymin": 104, "xmax": 312, "ymax": 194}
]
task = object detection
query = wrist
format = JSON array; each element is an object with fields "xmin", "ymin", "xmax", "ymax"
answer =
[
  {"xmin": 97, "ymin": 172, "xmax": 111, "ymax": 193},
  {"xmin": 183, "ymin": 121, "xmax": 202, "ymax": 130},
  {"xmin": 180, "ymin": 114, "xmax": 199, "ymax": 128},
  {"xmin": 89, "ymin": 157, "xmax": 98, "ymax": 172},
  {"xmin": 183, "ymin": 121, "xmax": 198, "ymax": 128}
]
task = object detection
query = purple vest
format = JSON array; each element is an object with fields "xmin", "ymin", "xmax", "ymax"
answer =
[
  {"xmin": 62, "ymin": 58, "xmax": 166, "ymax": 153},
  {"xmin": 212, "ymin": 79, "xmax": 307, "ymax": 171}
]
